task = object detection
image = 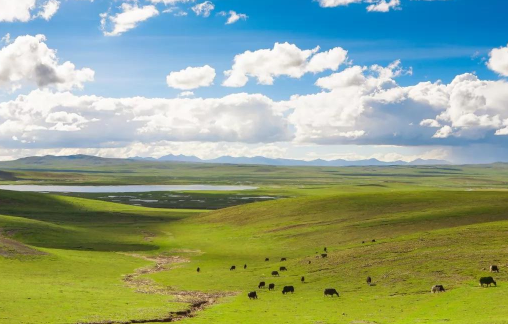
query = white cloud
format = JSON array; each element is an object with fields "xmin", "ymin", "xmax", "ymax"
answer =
[
  {"xmin": 488, "ymin": 43, "xmax": 508, "ymax": 77},
  {"xmin": 223, "ymin": 42, "xmax": 348, "ymax": 87},
  {"xmin": 149, "ymin": 0, "xmax": 195, "ymax": 4},
  {"xmin": 317, "ymin": 0, "xmax": 363, "ymax": 8},
  {"xmin": 317, "ymin": 0, "xmax": 440, "ymax": 12},
  {"xmin": 420, "ymin": 119, "xmax": 441, "ymax": 128},
  {"xmin": 166, "ymin": 65, "xmax": 216, "ymax": 90},
  {"xmin": 225, "ymin": 11, "xmax": 248, "ymax": 25},
  {"xmin": 0, "ymin": 0, "xmax": 65, "ymax": 22},
  {"xmin": 0, "ymin": 0, "xmax": 37, "ymax": 22},
  {"xmin": 192, "ymin": 1, "xmax": 214, "ymax": 17},
  {"xmin": 433, "ymin": 125, "xmax": 453, "ymax": 139},
  {"xmin": 179, "ymin": 91, "xmax": 195, "ymax": 97},
  {"xmin": 287, "ymin": 57, "xmax": 508, "ymax": 144},
  {"xmin": 367, "ymin": 0, "xmax": 400, "ymax": 12},
  {"xmin": 0, "ymin": 34, "xmax": 94, "ymax": 91},
  {"xmin": 0, "ymin": 90, "xmax": 291, "ymax": 148},
  {"xmin": 37, "ymin": 0, "xmax": 60, "ymax": 21},
  {"xmin": 101, "ymin": 3, "xmax": 159, "ymax": 37},
  {"xmin": 1, "ymin": 33, "xmax": 11, "ymax": 44}
]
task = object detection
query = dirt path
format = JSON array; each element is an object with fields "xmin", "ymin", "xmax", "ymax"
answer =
[{"xmin": 78, "ymin": 251, "xmax": 234, "ymax": 324}]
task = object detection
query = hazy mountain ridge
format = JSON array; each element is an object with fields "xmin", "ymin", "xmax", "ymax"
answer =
[
  {"xmin": 131, "ymin": 154, "xmax": 451, "ymax": 166},
  {"xmin": 0, "ymin": 154, "xmax": 451, "ymax": 168}
]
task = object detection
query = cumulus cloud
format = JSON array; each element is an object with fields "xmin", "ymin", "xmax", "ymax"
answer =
[
  {"xmin": 37, "ymin": 0, "xmax": 60, "ymax": 21},
  {"xmin": 367, "ymin": 0, "xmax": 400, "ymax": 12},
  {"xmin": 317, "ymin": 0, "xmax": 363, "ymax": 8},
  {"xmin": 286, "ymin": 57, "xmax": 508, "ymax": 145},
  {"xmin": 192, "ymin": 1, "xmax": 214, "ymax": 17},
  {"xmin": 101, "ymin": 3, "xmax": 159, "ymax": 37},
  {"xmin": 1, "ymin": 40, "xmax": 508, "ymax": 161},
  {"xmin": 488, "ymin": 43, "xmax": 508, "ymax": 77},
  {"xmin": 0, "ymin": 0, "xmax": 67, "ymax": 22},
  {"xmin": 317, "ymin": 0, "xmax": 443, "ymax": 12},
  {"xmin": 420, "ymin": 119, "xmax": 441, "ymax": 128},
  {"xmin": 0, "ymin": 0, "xmax": 37, "ymax": 22},
  {"xmin": 179, "ymin": 91, "xmax": 195, "ymax": 97},
  {"xmin": 432, "ymin": 126, "xmax": 453, "ymax": 139},
  {"xmin": 149, "ymin": 0, "xmax": 195, "ymax": 4},
  {"xmin": 0, "ymin": 34, "xmax": 94, "ymax": 91},
  {"xmin": 166, "ymin": 65, "xmax": 216, "ymax": 90},
  {"xmin": 224, "ymin": 11, "xmax": 248, "ymax": 25},
  {"xmin": 0, "ymin": 90, "xmax": 291, "ymax": 149},
  {"xmin": 223, "ymin": 42, "xmax": 348, "ymax": 87}
]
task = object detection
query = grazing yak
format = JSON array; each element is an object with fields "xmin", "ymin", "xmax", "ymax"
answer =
[
  {"xmin": 324, "ymin": 247, "xmax": 327, "ymax": 252},
  {"xmin": 258, "ymin": 282, "xmax": 266, "ymax": 289},
  {"xmin": 308, "ymin": 261, "xmax": 311, "ymax": 264},
  {"xmin": 248, "ymin": 291, "xmax": 258, "ymax": 300},
  {"xmin": 268, "ymin": 283, "xmax": 275, "ymax": 291},
  {"xmin": 366, "ymin": 276, "xmax": 372, "ymax": 285},
  {"xmin": 281, "ymin": 257, "xmax": 287, "ymax": 262},
  {"xmin": 282, "ymin": 286, "xmax": 295, "ymax": 294},
  {"xmin": 324, "ymin": 288, "xmax": 339, "ymax": 297},
  {"xmin": 197, "ymin": 267, "xmax": 200, "ymax": 273},
  {"xmin": 431, "ymin": 285, "xmax": 445, "ymax": 293},
  {"xmin": 321, "ymin": 253, "xmax": 328, "ymax": 258},
  {"xmin": 280, "ymin": 266, "xmax": 288, "ymax": 271},
  {"xmin": 265, "ymin": 258, "xmax": 269, "ymax": 262},
  {"xmin": 301, "ymin": 276, "xmax": 305, "ymax": 283},
  {"xmin": 480, "ymin": 277, "xmax": 497, "ymax": 287},
  {"xmin": 244, "ymin": 264, "xmax": 247, "ymax": 269},
  {"xmin": 272, "ymin": 271, "xmax": 280, "ymax": 277},
  {"xmin": 230, "ymin": 266, "xmax": 236, "ymax": 271},
  {"xmin": 491, "ymin": 265, "xmax": 500, "ymax": 273}
]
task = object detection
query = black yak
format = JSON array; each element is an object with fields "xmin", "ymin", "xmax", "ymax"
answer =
[
  {"xmin": 431, "ymin": 285, "xmax": 445, "ymax": 293},
  {"xmin": 480, "ymin": 277, "xmax": 497, "ymax": 287},
  {"xmin": 282, "ymin": 286, "xmax": 295, "ymax": 294},
  {"xmin": 324, "ymin": 288, "xmax": 339, "ymax": 297}
]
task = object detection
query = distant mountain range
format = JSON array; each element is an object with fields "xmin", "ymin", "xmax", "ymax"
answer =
[
  {"xmin": 130, "ymin": 154, "xmax": 451, "ymax": 167},
  {"xmin": 0, "ymin": 154, "xmax": 451, "ymax": 169}
]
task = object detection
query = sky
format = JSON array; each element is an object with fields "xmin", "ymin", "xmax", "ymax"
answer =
[{"xmin": 0, "ymin": 0, "xmax": 507, "ymax": 163}]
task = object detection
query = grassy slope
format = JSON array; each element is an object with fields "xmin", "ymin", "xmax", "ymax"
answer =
[
  {"xmin": 151, "ymin": 191, "xmax": 508, "ymax": 324},
  {"xmin": 0, "ymin": 190, "xmax": 203, "ymax": 323},
  {"xmin": 2, "ymin": 188, "xmax": 508, "ymax": 323}
]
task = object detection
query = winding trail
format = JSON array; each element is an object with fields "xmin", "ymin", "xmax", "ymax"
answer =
[{"xmin": 78, "ymin": 252, "xmax": 235, "ymax": 324}]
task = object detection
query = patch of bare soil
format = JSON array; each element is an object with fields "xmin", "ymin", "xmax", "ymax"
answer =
[
  {"xmin": 78, "ymin": 252, "xmax": 234, "ymax": 324},
  {"xmin": 0, "ymin": 229, "xmax": 46, "ymax": 257}
]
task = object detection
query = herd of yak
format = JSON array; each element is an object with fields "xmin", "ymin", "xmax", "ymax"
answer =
[
  {"xmin": 197, "ymin": 247, "xmax": 500, "ymax": 300},
  {"xmin": 208, "ymin": 246, "xmax": 500, "ymax": 300}
]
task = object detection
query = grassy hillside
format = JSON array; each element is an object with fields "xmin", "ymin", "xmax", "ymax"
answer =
[
  {"xmin": 2, "ymin": 189, "xmax": 508, "ymax": 323},
  {"xmin": 0, "ymin": 190, "xmax": 204, "ymax": 323},
  {"xmin": 152, "ymin": 191, "xmax": 508, "ymax": 324}
]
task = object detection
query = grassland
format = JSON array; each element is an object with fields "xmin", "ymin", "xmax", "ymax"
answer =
[{"xmin": 1, "ymin": 159, "xmax": 508, "ymax": 323}]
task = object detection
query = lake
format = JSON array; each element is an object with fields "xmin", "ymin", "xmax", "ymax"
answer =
[{"xmin": 0, "ymin": 185, "xmax": 257, "ymax": 193}]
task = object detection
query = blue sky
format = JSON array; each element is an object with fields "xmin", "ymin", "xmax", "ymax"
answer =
[{"xmin": 0, "ymin": 0, "xmax": 507, "ymax": 163}]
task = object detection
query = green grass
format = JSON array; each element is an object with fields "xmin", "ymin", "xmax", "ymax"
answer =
[{"xmin": 2, "ymin": 162, "xmax": 508, "ymax": 323}]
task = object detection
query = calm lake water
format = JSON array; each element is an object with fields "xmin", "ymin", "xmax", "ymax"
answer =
[{"xmin": 0, "ymin": 185, "xmax": 257, "ymax": 193}]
